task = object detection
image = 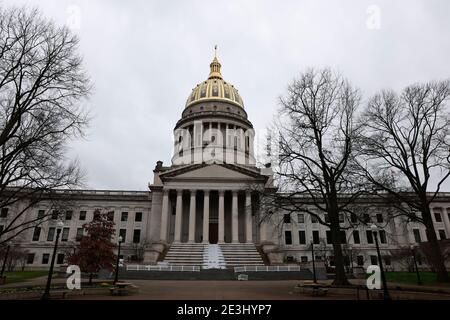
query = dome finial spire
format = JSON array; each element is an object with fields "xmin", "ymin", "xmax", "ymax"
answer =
[{"xmin": 208, "ymin": 46, "xmax": 222, "ymax": 79}]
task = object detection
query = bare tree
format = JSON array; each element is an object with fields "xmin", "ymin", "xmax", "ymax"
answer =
[
  {"xmin": 357, "ymin": 80, "xmax": 450, "ymax": 282},
  {"xmin": 0, "ymin": 244, "xmax": 28, "ymax": 271},
  {"xmin": 270, "ymin": 68, "xmax": 366, "ymax": 285},
  {"xmin": 0, "ymin": 6, "xmax": 91, "ymax": 244}
]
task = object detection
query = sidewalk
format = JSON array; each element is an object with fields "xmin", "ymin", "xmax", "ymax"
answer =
[
  {"xmin": 0, "ymin": 275, "xmax": 107, "ymax": 289},
  {"xmin": 349, "ymin": 278, "xmax": 450, "ymax": 294}
]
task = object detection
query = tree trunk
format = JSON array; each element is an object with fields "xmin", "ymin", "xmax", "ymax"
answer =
[
  {"xmin": 422, "ymin": 207, "xmax": 449, "ymax": 282},
  {"xmin": 331, "ymin": 229, "xmax": 350, "ymax": 285},
  {"xmin": 329, "ymin": 204, "xmax": 350, "ymax": 286}
]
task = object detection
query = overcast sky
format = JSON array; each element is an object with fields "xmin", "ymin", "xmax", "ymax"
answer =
[{"xmin": 3, "ymin": 0, "xmax": 450, "ymax": 191}]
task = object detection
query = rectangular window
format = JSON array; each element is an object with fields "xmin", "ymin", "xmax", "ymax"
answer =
[
  {"xmin": 339, "ymin": 213, "xmax": 344, "ymax": 223},
  {"xmin": 312, "ymin": 230, "xmax": 320, "ymax": 244},
  {"xmin": 119, "ymin": 229, "xmax": 127, "ymax": 242},
  {"xmin": 79, "ymin": 211, "xmax": 86, "ymax": 221},
  {"xmin": 26, "ymin": 253, "xmax": 35, "ymax": 264},
  {"xmin": 51, "ymin": 210, "xmax": 59, "ymax": 220},
  {"xmin": 42, "ymin": 253, "xmax": 50, "ymax": 264},
  {"xmin": 370, "ymin": 255, "xmax": 378, "ymax": 265},
  {"xmin": 133, "ymin": 229, "xmax": 141, "ymax": 243},
  {"xmin": 326, "ymin": 230, "xmax": 332, "ymax": 244},
  {"xmin": 340, "ymin": 230, "xmax": 346, "ymax": 244},
  {"xmin": 76, "ymin": 228, "xmax": 83, "ymax": 241},
  {"xmin": 350, "ymin": 213, "xmax": 358, "ymax": 223},
  {"xmin": 0, "ymin": 208, "xmax": 8, "ymax": 218},
  {"xmin": 366, "ymin": 230, "xmax": 374, "ymax": 244},
  {"xmin": 297, "ymin": 214, "xmax": 304, "ymax": 224},
  {"xmin": 438, "ymin": 229, "xmax": 446, "ymax": 240},
  {"xmin": 37, "ymin": 210, "xmax": 45, "ymax": 219},
  {"xmin": 376, "ymin": 213, "xmax": 383, "ymax": 223},
  {"xmin": 384, "ymin": 256, "xmax": 391, "ymax": 266},
  {"xmin": 0, "ymin": 225, "xmax": 3, "ymax": 234},
  {"xmin": 47, "ymin": 227, "xmax": 55, "ymax": 242},
  {"xmin": 57, "ymin": 253, "xmax": 65, "ymax": 264},
  {"xmin": 353, "ymin": 230, "xmax": 360, "ymax": 244},
  {"xmin": 32, "ymin": 227, "xmax": 41, "ymax": 241},
  {"xmin": 284, "ymin": 231, "xmax": 292, "ymax": 245},
  {"xmin": 283, "ymin": 214, "xmax": 291, "ymax": 224},
  {"xmin": 379, "ymin": 230, "xmax": 387, "ymax": 244},
  {"xmin": 434, "ymin": 212, "xmax": 442, "ymax": 223},
  {"xmin": 413, "ymin": 229, "xmax": 421, "ymax": 243},
  {"xmin": 324, "ymin": 214, "xmax": 330, "ymax": 223},
  {"xmin": 311, "ymin": 215, "xmax": 318, "ymax": 223},
  {"xmin": 107, "ymin": 211, "xmax": 114, "ymax": 221},
  {"xmin": 357, "ymin": 255, "xmax": 364, "ymax": 266},
  {"xmin": 61, "ymin": 228, "xmax": 69, "ymax": 241},
  {"xmin": 298, "ymin": 230, "xmax": 306, "ymax": 244},
  {"xmin": 363, "ymin": 214, "xmax": 370, "ymax": 224},
  {"xmin": 65, "ymin": 211, "xmax": 72, "ymax": 221},
  {"xmin": 121, "ymin": 212, "xmax": 128, "ymax": 222},
  {"xmin": 300, "ymin": 256, "xmax": 308, "ymax": 263},
  {"xmin": 135, "ymin": 212, "xmax": 142, "ymax": 222}
]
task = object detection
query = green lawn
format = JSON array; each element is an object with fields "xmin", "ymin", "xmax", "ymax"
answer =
[
  {"xmin": 385, "ymin": 271, "xmax": 450, "ymax": 287},
  {"xmin": 3, "ymin": 271, "xmax": 49, "ymax": 284}
]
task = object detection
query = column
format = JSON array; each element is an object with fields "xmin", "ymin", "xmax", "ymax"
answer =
[
  {"xmin": 174, "ymin": 189, "xmax": 183, "ymax": 242},
  {"xmin": 188, "ymin": 189, "xmax": 197, "ymax": 242},
  {"xmin": 259, "ymin": 196, "xmax": 267, "ymax": 242},
  {"xmin": 160, "ymin": 189, "xmax": 170, "ymax": 242},
  {"xmin": 218, "ymin": 190, "xmax": 225, "ymax": 243},
  {"xmin": 245, "ymin": 190, "xmax": 252, "ymax": 243},
  {"xmin": 232, "ymin": 190, "xmax": 239, "ymax": 243},
  {"xmin": 202, "ymin": 190, "xmax": 210, "ymax": 243}
]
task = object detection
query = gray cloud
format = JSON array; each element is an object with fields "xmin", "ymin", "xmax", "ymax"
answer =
[{"xmin": 4, "ymin": 0, "xmax": 450, "ymax": 190}]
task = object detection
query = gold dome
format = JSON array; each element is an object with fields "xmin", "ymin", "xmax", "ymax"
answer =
[{"xmin": 185, "ymin": 53, "xmax": 244, "ymax": 109}]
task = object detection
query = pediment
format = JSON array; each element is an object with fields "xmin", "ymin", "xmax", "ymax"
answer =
[{"xmin": 159, "ymin": 163, "xmax": 266, "ymax": 182}]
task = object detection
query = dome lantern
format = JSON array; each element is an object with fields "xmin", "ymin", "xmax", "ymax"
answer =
[
  {"xmin": 208, "ymin": 45, "xmax": 222, "ymax": 79},
  {"xmin": 185, "ymin": 47, "xmax": 244, "ymax": 109}
]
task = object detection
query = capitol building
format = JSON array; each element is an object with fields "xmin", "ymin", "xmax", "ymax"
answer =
[{"xmin": 2, "ymin": 54, "xmax": 450, "ymax": 273}]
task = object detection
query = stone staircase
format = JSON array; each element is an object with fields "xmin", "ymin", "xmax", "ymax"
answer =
[
  {"xmin": 162, "ymin": 243, "xmax": 204, "ymax": 266},
  {"xmin": 219, "ymin": 243, "xmax": 265, "ymax": 267},
  {"xmin": 162, "ymin": 242, "xmax": 265, "ymax": 268}
]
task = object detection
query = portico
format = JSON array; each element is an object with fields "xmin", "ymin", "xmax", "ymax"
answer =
[
  {"xmin": 159, "ymin": 188, "xmax": 256, "ymax": 244},
  {"xmin": 154, "ymin": 163, "xmax": 268, "ymax": 245}
]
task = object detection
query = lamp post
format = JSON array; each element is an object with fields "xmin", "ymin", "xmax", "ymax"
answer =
[
  {"xmin": 1, "ymin": 244, "xmax": 10, "ymax": 278},
  {"xmin": 41, "ymin": 220, "xmax": 64, "ymax": 300},
  {"xmin": 114, "ymin": 235, "xmax": 123, "ymax": 285},
  {"xmin": 310, "ymin": 240, "xmax": 317, "ymax": 283},
  {"xmin": 371, "ymin": 224, "xmax": 391, "ymax": 300},
  {"xmin": 410, "ymin": 245, "xmax": 422, "ymax": 285}
]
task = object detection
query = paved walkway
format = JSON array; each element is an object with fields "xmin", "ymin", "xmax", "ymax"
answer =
[
  {"xmin": 69, "ymin": 280, "xmax": 349, "ymax": 300},
  {"xmin": 2, "ymin": 276, "xmax": 450, "ymax": 300}
]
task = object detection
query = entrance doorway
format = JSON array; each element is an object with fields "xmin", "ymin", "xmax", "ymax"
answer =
[{"xmin": 209, "ymin": 223, "xmax": 218, "ymax": 244}]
